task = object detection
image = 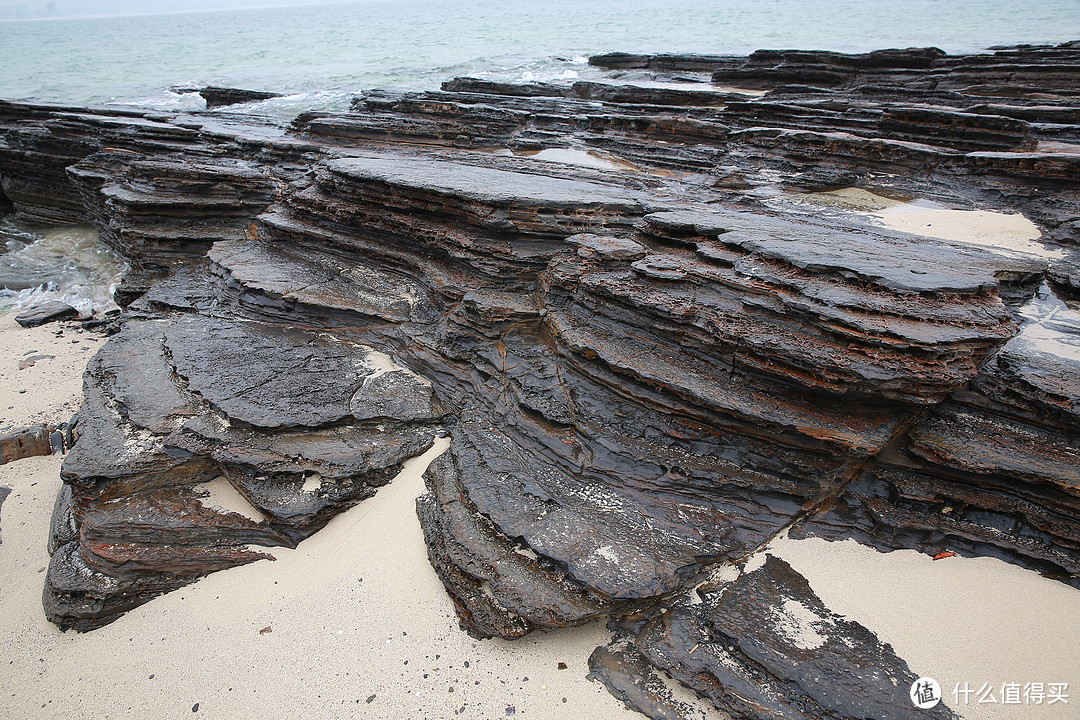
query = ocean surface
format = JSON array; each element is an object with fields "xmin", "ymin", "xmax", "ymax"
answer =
[
  {"xmin": 1, "ymin": 0, "xmax": 1078, "ymax": 314},
  {"xmin": 1, "ymin": 0, "xmax": 1078, "ymax": 115}
]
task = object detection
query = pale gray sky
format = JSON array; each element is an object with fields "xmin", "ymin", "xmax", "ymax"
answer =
[{"xmin": 0, "ymin": 0, "xmax": 364, "ymax": 19}]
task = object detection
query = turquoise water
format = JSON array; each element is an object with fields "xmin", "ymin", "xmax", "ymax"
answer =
[{"xmin": 0, "ymin": 0, "xmax": 1078, "ymax": 114}]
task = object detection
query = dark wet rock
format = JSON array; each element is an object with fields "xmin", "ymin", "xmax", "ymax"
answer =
[
  {"xmin": 199, "ymin": 87, "xmax": 282, "ymax": 109},
  {"xmin": 165, "ymin": 314, "xmax": 408, "ymax": 428},
  {"xmin": 63, "ymin": 413, "xmax": 78, "ymax": 451},
  {"xmin": 0, "ymin": 424, "xmax": 53, "ymax": 464},
  {"xmin": 589, "ymin": 52, "xmax": 744, "ymax": 72},
  {"xmin": 320, "ymin": 154, "xmax": 652, "ymax": 239},
  {"xmin": 707, "ymin": 47, "xmax": 950, "ymax": 89},
  {"xmin": 418, "ymin": 451, "xmax": 610, "ymax": 639},
  {"xmin": 706, "ymin": 44, "xmax": 1080, "ymax": 98},
  {"xmin": 0, "ymin": 101, "xmax": 203, "ymax": 225},
  {"xmin": 204, "ymin": 237, "xmax": 440, "ymax": 326},
  {"xmin": 68, "ymin": 151, "xmax": 277, "ymax": 273},
  {"xmin": 0, "ymin": 98, "xmax": 304, "ymax": 230},
  {"xmin": 292, "ymin": 90, "xmax": 732, "ymax": 172},
  {"xmin": 794, "ymin": 287, "xmax": 1080, "ymax": 585},
  {"xmin": 400, "ymin": 196, "xmax": 1035, "ymax": 648},
  {"xmin": 588, "ymin": 638, "xmax": 708, "ymax": 720},
  {"xmin": 570, "ymin": 81, "xmax": 746, "ymax": 107},
  {"xmin": 14, "ymin": 301, "xmax": 78, "ymax": 327},
  {"xmin": 441, "ymin": 77, "xmax": 569, "ymax": 98},
  {"xmin": 610, "ymin": 555, "xmax": 960, "ymax": 720},
  {"xmin": 45, "ymin": 311, "xmax": 441, "ymax": 629},
  {"xmin": 1049, "ymin": 250, "xmax": 1080, "ymax": 300},
  {"xmin": 286, "ymin": 50, "xmax": 1080, "ymax": 241}
]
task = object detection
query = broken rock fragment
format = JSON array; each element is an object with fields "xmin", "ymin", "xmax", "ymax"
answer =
[{"xmin": 45, "ymin": 310, "xmax": 441, "ymax": 630}]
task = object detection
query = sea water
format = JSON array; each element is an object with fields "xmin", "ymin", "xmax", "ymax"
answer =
[
  {"xmin": 0, "ymin": 0, "xmax": 1078, "ymax": 114},
  {"xmin": 0, "ymin": 221, "xmax": 126, "ymax": 315}
]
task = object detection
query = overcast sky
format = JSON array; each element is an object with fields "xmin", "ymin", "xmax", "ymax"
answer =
[{"xmin": 1, "ymin": 0, "xmax": 367, "ymax": 19}]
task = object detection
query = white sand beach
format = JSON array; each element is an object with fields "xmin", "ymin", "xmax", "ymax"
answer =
[{"xmin": 0, "ymin": 312, "xmax": 107, "ymax": 432}]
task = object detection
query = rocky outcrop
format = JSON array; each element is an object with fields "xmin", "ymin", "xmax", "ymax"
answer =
[
  {"xmin": 0, "ymin": 100, "xmax": 206, "ymax": 225},
  {"xmin": 0, "ymin": 99, "xmax": 313, "ymax": 234},
  {"xmin": 794, "ymin": 286, "xmax": 1080, "ymax": 583},
  {"xmin": 591, "ymin": 555, "xmax": 961, "ymax": 720},
  {"xmin": 293, "ymin": 44, "xmax": 1080, "ymax": 244},
  {"xmin": 709, "ymin": 42, "xmax": 1080, "ymax": 97},
  {"xmin": 2, "ymin": 40, "xmax": 1080, "ymax": 719},
  {"xmin": 198, "ymin": 87, "xmax": 282, "ymax": 109},
  {"xmin": 1, "ymin": 424, "xmax": 53, "ymax": 464},
  {"xmin": 45, "ymin": 312, "xmax": 441, "ymax": 630},
  {"xmin": 14, "ymin": 301, "xmax": 78, "ymax": 327}
]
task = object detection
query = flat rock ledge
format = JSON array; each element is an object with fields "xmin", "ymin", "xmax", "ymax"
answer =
[{"xmin": 2, "ymin": 41, "xmax": 1079, "ymax": 720}]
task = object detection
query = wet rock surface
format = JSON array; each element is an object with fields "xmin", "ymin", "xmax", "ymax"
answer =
[
  {"xmin": 593, "ymin": 556, "xmax": 961, "ymax": 720},
  {"xmin": 14, "ymin": 301, "xmax": 78, "ymax": 327},
  {"xmin": 2, "ymin": 41, "xmax": 1079, "ymax": 718},
  {"xmin": 170, "ymin": 86, "xmax": 283, "ymax": 109},
  {"xmin": 198, "ymin": 87, "xmax": 283, "ymax": 109},
  {"xmin": 45, "ymin": 311, "xmax": 440, "ymax": 629},
  {"xmin": 0, "ymin": 424, "xmax": 53, "ymax": 464}
]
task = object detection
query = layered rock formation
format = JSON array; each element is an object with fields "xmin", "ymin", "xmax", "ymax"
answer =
[
  {"xmin": 2, "ymin": 41, "xmax": 1079, "ymax": 719},
  {"xmin": 590, "ymin": 555, "xmax": 960, "ymax": 720},
  {"xmin": 1, "ymin": 424, "xmax": 56, "ymax": 464}
]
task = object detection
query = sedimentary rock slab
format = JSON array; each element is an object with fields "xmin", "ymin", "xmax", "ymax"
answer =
[
  {"xmin": 795, "ymin": 286, "xmax": 1080, "ymax": 584},
  {"xmin": 206, "ymin": 237, "xmax": 439, "ymax": 325},
  {"xmin": 606, "ymin": 555, "xmax": 961, "ymax": 720},
  {"xmin": 14, "ymin": 301, "xmax": 78, "ymax": 327},
  {"xmin": 46, "ymin": 310, "xmax": 441, "ymax": 629},
  {"xmin": 199, "ymin": 87, "xmax": 282, "ymax": 109},
  {"xmin": 0, "ymin": 424, "xmax": 54, "ymax": 464}
]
